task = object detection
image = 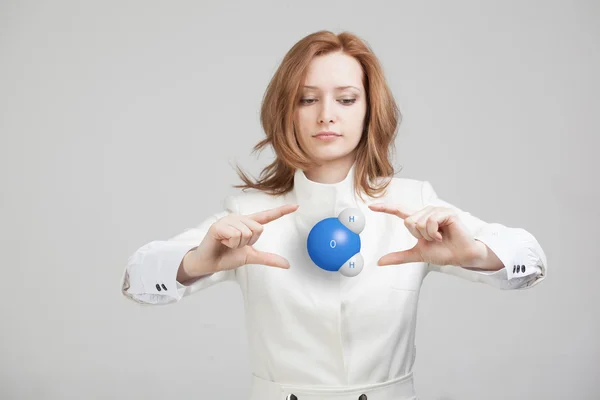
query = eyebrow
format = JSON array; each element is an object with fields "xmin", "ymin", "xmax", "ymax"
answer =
[{"xmin": 303, "ymin": 85, "xmax": 361, "ymax": 91}]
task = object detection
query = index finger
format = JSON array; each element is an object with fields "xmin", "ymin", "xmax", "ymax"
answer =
[
  {"xmin": 368, "ymin": 203, "xmax": 415, "ymax": 219},
  {"xmin": 246, "ymin": 204, "xmax": 299, "ymax": 225}
]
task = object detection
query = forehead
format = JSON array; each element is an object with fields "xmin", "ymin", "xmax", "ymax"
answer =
[{"xmin": 303, "ymin": 51, "xmax": 363, "ymax": 89}]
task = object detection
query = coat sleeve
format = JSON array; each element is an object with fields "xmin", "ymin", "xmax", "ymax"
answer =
[
  {"xmin": 421, "ymin": 180, "xmax": 547, "ymax": 290},
  {"xmin": 120, "ymin": 195, "xmax": 240, "ymax": 305}
]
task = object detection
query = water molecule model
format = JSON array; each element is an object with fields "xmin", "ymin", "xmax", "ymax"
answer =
[{"xmin": 306, "ymin": 207, "xmax": 365, "ymax": 277}]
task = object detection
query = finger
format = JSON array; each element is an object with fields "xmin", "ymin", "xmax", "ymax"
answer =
[
  {"xmin": 377, "ymin": 246, "xmax": 422, "ymax": 266},
  {"xmin": 422, "ymin": 208, "xmax": 456, "ymax": 242},
  {"xmin": 238, "ymin": 215, "xmax": 264, "ymax": 246},
  {"xmin": 426, "ymin": 211, "xmax": 447, "ymax": 242},
  {"xmin": 404, "ymin": 207, "xmax": 435, "ymax": 240},
  {"xmin": 368, "ymin": 203, "xmax": 416, "ymax": 220},
  {"xmin": 416, "ymin": 210, "xmax": 437, "ymax": 241},
  {"xmin": 405, "ymin": 221, "xmax": 424, "ymax": 240},
  {"xmin": 247, "ymin": 204, "xmax": 299, "ymax": 225},
  {"xmin": 227, "ymin": 220, "xmax": 253, "ymax": 247},
  {"xmin": 245, "ymin": 247, "xmax": 290, "ymax": 269},
  {"xmin": 217, "ymin": 224, "xmax": 242, "ymax": 248}
]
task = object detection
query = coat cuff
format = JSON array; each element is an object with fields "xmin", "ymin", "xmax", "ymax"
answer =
[
  {"xmin": 473, "ymin": 223, "xmax": 547, "ymax": 282},
  {"xmin": 125, "ymin": 240, "xmax": 198, "ymax": 301}
]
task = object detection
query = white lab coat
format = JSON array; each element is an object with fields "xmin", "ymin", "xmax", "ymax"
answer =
[{"xmin": 121, "ymin": 163, "xmax": 547, "ymax": 400}]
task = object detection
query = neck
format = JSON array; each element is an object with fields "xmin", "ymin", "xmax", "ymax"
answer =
[
  {"xmin": 291, "ymin": 153, "xmax": 360, "ymax": 236},
  {"xmin": 304, "ymin": 154, "xmax": 356, "ymax": 184}
]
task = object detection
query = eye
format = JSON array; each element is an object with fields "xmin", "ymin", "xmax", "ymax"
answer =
[{"xmin": 299, "ymin": 97, "xmax": 356, "ymax": 106}]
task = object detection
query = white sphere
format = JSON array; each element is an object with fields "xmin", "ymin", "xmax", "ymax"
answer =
[
  {"xmin": 338, "ymin": 207, "xmax": 365, "ymax": 234},
  {"xmin": 339, "ymin": 253, "xmax": 364, "ymax": 277}
]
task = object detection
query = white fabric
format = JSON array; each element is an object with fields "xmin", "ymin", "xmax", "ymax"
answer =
[{"xmin": 120, "ymin": 162, "xmax": 547, "ymax": 399}]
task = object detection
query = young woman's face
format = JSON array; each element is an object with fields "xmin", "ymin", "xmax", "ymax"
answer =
[{"xmin": 293, "ymin": 51, "xmax": 367, "ymax": 165}]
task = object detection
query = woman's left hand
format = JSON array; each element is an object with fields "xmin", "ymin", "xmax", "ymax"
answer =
[{"xmin": 368, "ymin": 203, "xmax": 489, "ymax": 268}]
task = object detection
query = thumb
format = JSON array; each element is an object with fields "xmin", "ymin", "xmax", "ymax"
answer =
[
  {"xmin": 245, "ymin": 247, "xmax": 291, "ymax": 269},
  {"xmin": 377, "ymin": 245, "xmax": 422, "ymax": 266}
]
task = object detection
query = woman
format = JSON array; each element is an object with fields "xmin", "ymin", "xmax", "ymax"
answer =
[{"xmin": 121, "ymin": 30, "xmax": 547, "ymax": 400}]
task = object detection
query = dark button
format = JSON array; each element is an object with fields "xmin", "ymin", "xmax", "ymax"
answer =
[
  {"xmin": 287, "ymin": 395, "xmax": 297, "ymax": 400},
  {"xmin": 513, "ymin": 265, "xmax": 517, "ymax": 273},
  {"xmin": 155, "ymin": 283, "xmax": 161, "ymax": 291},
  {"xmin": 161, "ymin": 283, "xmax": 167, "ymax": 291},
  {"xmin": 359, "ymin": 395, "xmax": 368, "ymax": 400},
  {"xmin": 522, "ymin": 265, "xmax": 526, "ymax": 273}
]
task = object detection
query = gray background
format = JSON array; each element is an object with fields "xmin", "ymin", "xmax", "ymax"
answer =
[{"xmin": 1, "ymin": 0, "xmax": 597, "ymax": 399}]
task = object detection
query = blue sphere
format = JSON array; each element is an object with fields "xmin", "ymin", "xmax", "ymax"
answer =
[{"xmin": 307, "ymin": 217, "xmax": 361, "ymax": 272}]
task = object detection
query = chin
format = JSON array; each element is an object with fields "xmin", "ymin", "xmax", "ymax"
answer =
[{"xmin": 308, "ymin": 148, "xmax": 355, "ymax": 163}]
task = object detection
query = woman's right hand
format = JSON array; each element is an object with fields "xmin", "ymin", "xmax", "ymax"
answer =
[{"xmin": 183, "ymin": 204, "xmax": 300, "ymax": 278}]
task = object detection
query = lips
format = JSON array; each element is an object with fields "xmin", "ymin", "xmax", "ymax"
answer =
[{"xmin": 314, "ymin": 131, "xmax": 341, "ymax": 137}]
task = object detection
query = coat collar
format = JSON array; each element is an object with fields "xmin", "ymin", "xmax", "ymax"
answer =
[{"xmin": 291, "ymin": 161, "xmax": 362, "ymax": 235}]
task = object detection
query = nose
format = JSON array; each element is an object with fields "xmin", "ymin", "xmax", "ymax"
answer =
[{"xmin": 318, "ymin": 98, "xmax": 336, "ymax": 124}]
